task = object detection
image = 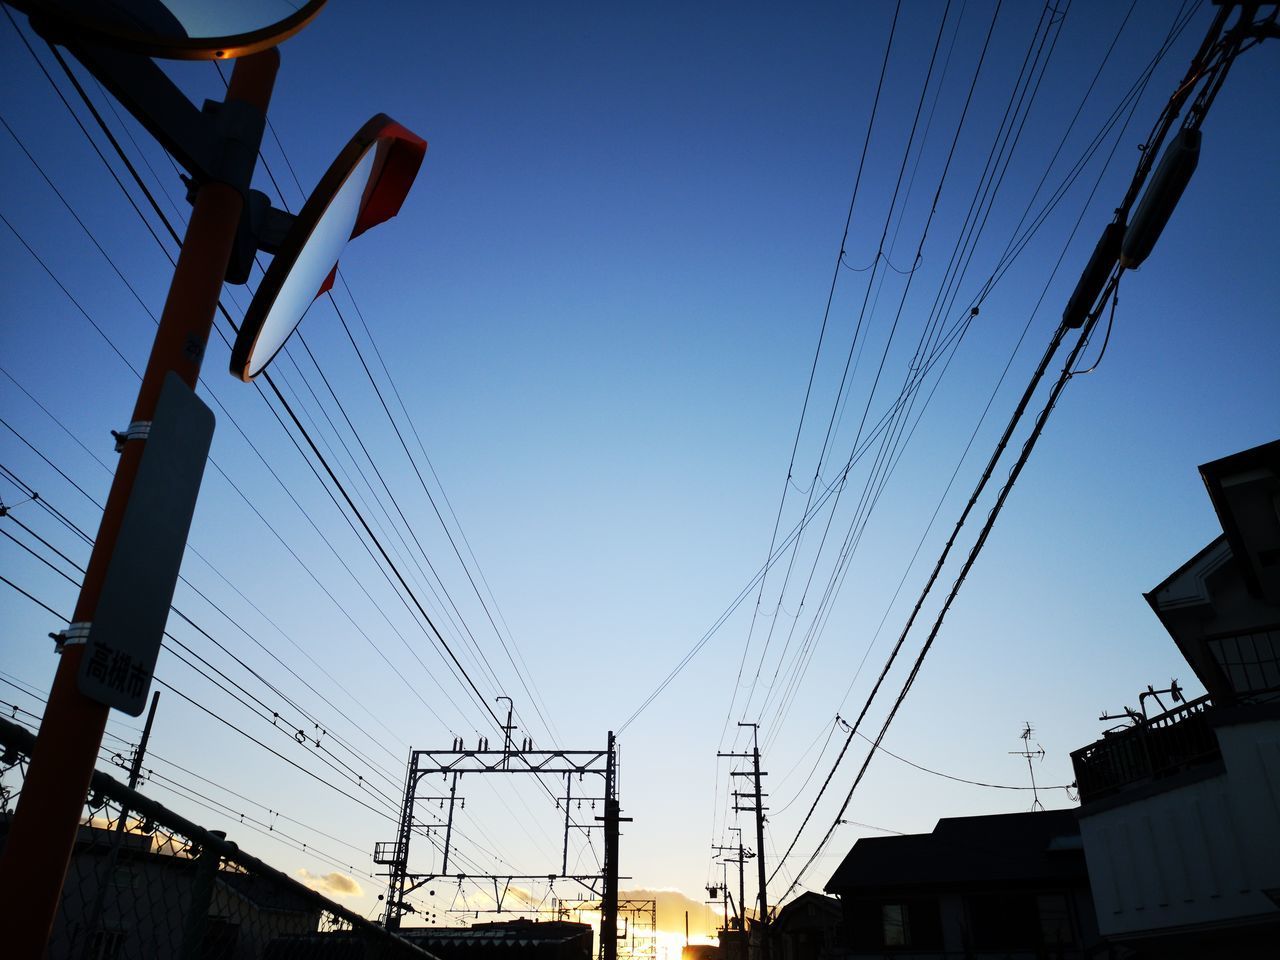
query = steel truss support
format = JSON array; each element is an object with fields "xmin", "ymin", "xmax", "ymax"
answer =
[
  {"xmin": 379, "ymin": 728, "xmax": 624, "ymax": 945},
  {"xmin": 553, "ymin": 897, "xmax": 657, "ymax": 960}
]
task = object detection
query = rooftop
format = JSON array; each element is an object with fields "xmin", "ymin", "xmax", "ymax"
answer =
[{"xmin": 824, "ymin": 809, "xmax": 1084, "ymax": 894}]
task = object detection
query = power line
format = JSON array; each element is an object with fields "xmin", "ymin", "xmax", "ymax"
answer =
[
  {"xmin": 5, "ymin": 52, "xmax": 573, "ymax": 885},
  {"xmin": 0, "ymin": 448, "xmax": 424, "ymax": 812},
  {"xmin": 214, "ymin": 55, "xmax": 559, "ymax": 745},
  {"xmin": 335, "ymin": 271, "xmax": 564, "ymax": 744},
  {"xmin": 767, "ymin": 0, "xmax": 1211, "ymax": 891},
  {"xmin": 26, "ymin": 12, "xmax": 506, "ymax": 736},
  {"xmin": 0, "ymin": 678, "xmax": 395, "ymax": 885},
  {"xmin": 5, "ymin": 44, "xmax": 573, "ymax": 880},
  {"xmin": 728, "ymin": 0, "xmax": 1202, "ymax": 861},
  {"xmin": 0, "ymin": 574, "xmax": 395, "ymax": 820},
  {"xmin": 0, "ymin": 500, "xmax": 407, "ymax": 807},
  {"xmin": 726, "ymin": 0, "xmax": 906, "ymax": 750},
  {"xmin": 328, "ymin": 294, "xmax": 560, "ymax": 743},
  {"xmin": 0, "ymin": 65, "xmax": 486, "ymax": 735},
  {"xmin": 618, "ymin": 285, "xmax": 988, "ymax": 734},
  {"xmin": 0, "ymin": 119, "xmax": 441, "ymax": 742},
  {"xmin": 849, "ymin": 726, "xmax": 1072, "ymax": 793},
  {"xmin": 0, "ymin": 424, "xmax": 407, "ymax": 789},
  {"xmin": 777, "ymin": 291, "xmax": 1115, "ymax": 899},
  {"xmin": 820, "ymin": 0, "xmax": 1144, "ymax": 734},
  {"xmin": 2, "ymin": 362, "xmax": 441, "ymax": 775},
  {"xmin": 740, "ymin": 0, "xmax": 959, "ymax": 733},
  {"xmin": 753, "ymin": 0, "xmax": 1025, "ymax": 749}
]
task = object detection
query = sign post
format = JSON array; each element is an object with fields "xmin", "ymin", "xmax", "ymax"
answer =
[
  {"xmin": 0, "ymin": 52, "xmax": 279, "ymax": 950},
  {"xmin": 0, "ymin": 5, "xmax": 426, "ymax": 949}
]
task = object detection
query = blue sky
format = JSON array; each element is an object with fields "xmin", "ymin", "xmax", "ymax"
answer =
[{"xmin": 2, "ymin": 0, "xmax": 1278, "ymax": 936}]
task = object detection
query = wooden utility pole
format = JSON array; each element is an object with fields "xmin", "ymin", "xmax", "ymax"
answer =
[
  {"xmin": 733, "ymin": 826, "xmax": 749, "ymax": 935},
  {"xmin": 711, "ymin": 828, "xmax": 752, "ymax": 931},
  {"xmin": 718, "ymin": 723, "xmax": 769, "ymax": 960}
]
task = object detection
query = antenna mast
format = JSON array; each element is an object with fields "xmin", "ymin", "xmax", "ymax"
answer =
[{"xmin": 1009, "ymin": 722, "xmax": 1046, "ymax": 811}]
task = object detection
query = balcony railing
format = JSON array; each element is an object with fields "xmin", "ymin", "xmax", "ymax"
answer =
[{"xmin": 1070, "ymin": 694, "xmax": 1220, "ymax": 804}]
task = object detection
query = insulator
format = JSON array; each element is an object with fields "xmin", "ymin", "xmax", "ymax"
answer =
[{"xmin": 1121, "ymin": 128, "xmax": 1201, "ymax": 268}]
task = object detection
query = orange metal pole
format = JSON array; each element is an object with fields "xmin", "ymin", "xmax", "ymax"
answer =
[{"xmin": 0, "ymin": 49, "xmax": 279, "ymax": 954}]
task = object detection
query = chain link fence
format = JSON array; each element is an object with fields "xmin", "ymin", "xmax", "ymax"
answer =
[{"xmin": 0, "ymin": 715, "xmax": 435, "ymax": 960}]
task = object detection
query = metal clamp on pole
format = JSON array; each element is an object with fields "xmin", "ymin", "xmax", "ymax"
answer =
[
  {"xmin": 111, "ymin": 420, "xmax": 152, "ymax": 452},
  {"xmin": 60, "ymin": 622, "xmax": 92, "ymax": 650}
]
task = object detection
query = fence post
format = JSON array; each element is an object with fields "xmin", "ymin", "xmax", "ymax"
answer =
[{"xmin": 179, "ymin": 829, "xmax": 225, "ymax": 958}]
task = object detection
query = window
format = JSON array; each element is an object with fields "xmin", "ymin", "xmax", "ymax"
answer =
[
  {"xmin": 847, "ymin": 899, "xmax": 942, "ymax": 949},
  {"xmin": 966, "ymin": 892, "xmax": 1076, "ymax": 950},
  {"xmin": 1207, "ymin": 629, "xmax": 1280, "ymax": 694},
  {"xmin": 881, "ymin": 903, "xmax": 907, "ymax": 946}
]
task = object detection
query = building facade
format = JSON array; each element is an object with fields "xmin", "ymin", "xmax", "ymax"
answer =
[
  {"xmin": 770, "ymin": 892, "xmax": 840, "ymax": 960},
  {"xmin": 1070, "ymin": 440, "xmax": 1280, "ymax": 957},
  {"xmin": 824, "ymin": 809, "xmax": 1106, "ymax": 959}
]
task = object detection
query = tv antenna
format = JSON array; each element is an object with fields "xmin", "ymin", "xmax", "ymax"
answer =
[
  {"xmin": 1009, "ymin": 722, "xmax": 1046, "ymax": 811},
  {"xmin": 1139, "ymin": 679, "xmax": 1183, "ymax": 719}
]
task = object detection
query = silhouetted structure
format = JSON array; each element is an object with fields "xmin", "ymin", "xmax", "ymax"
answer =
[
  {"xmin": 824, "ymin": 810, "xmax": 1106, "ymax": 958},
  {"xmin": 716, "ymin": 924, "xmax": 745, "ymax": 960},
  {"xmin": 399, "ymin": 919, "xmax": 594, "ymax": 960},
  {"xmin": 0, "ymin": 820, "xmax": 324, "ymax": 959},
  {"xmin": 768, "ymin": 892, "xmax": 839, "ymax": 960},
  {"xmin": 1070, "ymin": 439, "xmax": 1280, "ymax": 958}
]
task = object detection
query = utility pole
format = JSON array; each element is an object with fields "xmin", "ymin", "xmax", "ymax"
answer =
[
  {"xmin": 441, "ymin": 772, "xmax": 460, "ymax": 872},
  {"xmin": 711, "ymin": 828, "xmax": 752, "ymax": 931},
  {"xmin": 712, "ymin": 826, "xmax": 754, "ymax": 960},
  {"xmin": 732, "ymin": 826, "xmax": 747, "ymax": 936},
  {"xmin": 562, "ymin": 773, "xmax": 573, "ymax": 874},
  {"xmin": 710, "ymin": 846, "xmax": 740, "ymax": 928},
  {"xmin": 718, "ymin": 722, "xmax": 769, "ymax": 960},
  {"xmin": 0, "ymin": 9, "xmax": 427, "ymax": 952},
  {"xmin": 707, "ymin": 862, "xmax": 728, "ymax": 935},
  {"xmin": 600, "ymin": 731, "xmax": 631, "ymax": 960},
  {"xmin": 497, "ymin": 695, "xmax": 516, "ymax": 767},
  {"xmin": 0, "ymin": 51, "xmax": 280, "ymax": 953},
  {"xmin": 721, "ymin": 859, "xmax": 730, "ymax": 932},
  {"xmin": 80, "ymin": 691, "xmax": 160, "ymax": 959},
  {"xmin": 382, "ymin": 748, "xmax": 417, "ymax": 930}
]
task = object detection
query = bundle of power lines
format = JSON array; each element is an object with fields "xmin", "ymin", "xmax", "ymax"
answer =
[{"xmin": 0, "ymin": 5, "xmax": 587, "ymax": 915}]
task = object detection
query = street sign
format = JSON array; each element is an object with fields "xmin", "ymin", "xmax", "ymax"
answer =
[
  {"xmin": 231, "ymin": 114, "xmax": 426, "ymax": 381},
  {"xmin": 78, "ymin": 373, "xmax": 215, "ymax": 715},
  {"xmin": 9, "ymin": 0, "xmax": 326, "ymax": 60}
]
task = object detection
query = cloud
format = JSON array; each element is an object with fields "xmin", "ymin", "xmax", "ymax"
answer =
[
  {"xmin": 620, "ymin": 888, "xmax": 728, "ymax": 937},
  {"xmin": 296, "ymin": 868, "xmax": 364, "ymax": 899},
  {"xmin": 508, "ymin": 885, "xmax": 539, "ymax": 906}
]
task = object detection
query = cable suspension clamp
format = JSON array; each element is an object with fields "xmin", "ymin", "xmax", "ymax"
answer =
[
  {"xmin": 112, "ymin": 421, "xmax": 152, "ymax": 452},
  {"xmin": 56, "ymin": 622, "xmax": 92, "ymax": 651}
]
